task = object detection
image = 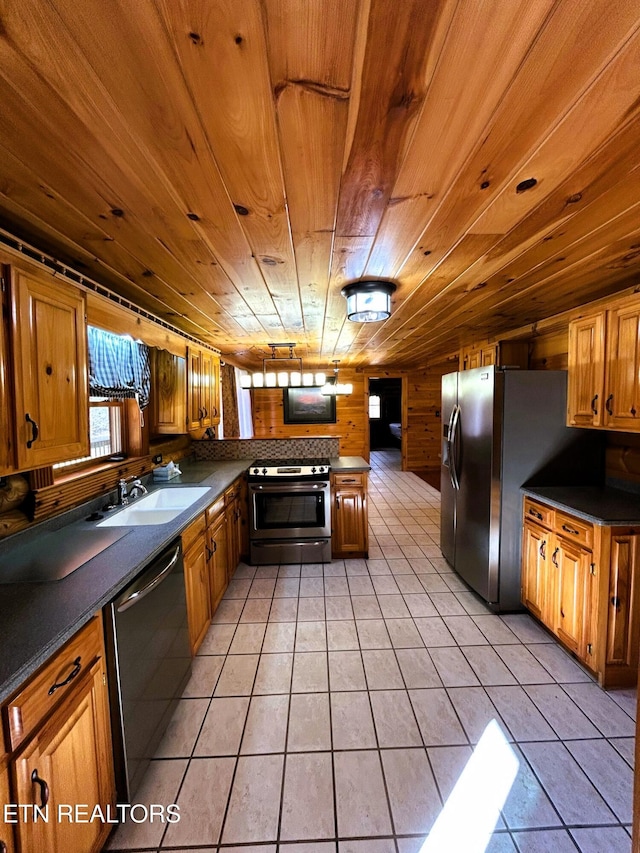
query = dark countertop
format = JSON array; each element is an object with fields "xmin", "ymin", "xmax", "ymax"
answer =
[
  {"xmin": 330, "ymin": 456, "xmax": 371, "ymax": 472},
  {"xmin": 0, "ymin": 454, "xmax": 370, "ymax": 704},
  {"xmin": 0, "ymin": 459, "xmax": 248, "ymax": 704},
  {"xmin": 522, "ymin": 485, "xmax": 640, "ymax": 526}
]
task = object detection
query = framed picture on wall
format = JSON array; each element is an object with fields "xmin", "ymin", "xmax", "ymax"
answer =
[{"xmin": 283, "ymin": 387, "xmax": 336, "ymax": 424}]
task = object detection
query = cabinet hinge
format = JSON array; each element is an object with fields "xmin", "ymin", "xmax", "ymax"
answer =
[
  {"xmin": 0, "ymin": 275, "xmax": 5, "ymax": 292},
  {"xmin": 586, "ymin": 643, "xmax": 593, "ymax": 655},
  {"xmin": 589, "ymin": 563, "xmax": 596, "ymax": 575}
]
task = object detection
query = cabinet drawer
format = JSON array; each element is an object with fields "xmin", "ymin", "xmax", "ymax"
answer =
[
  {"xmin": 182, "ymin": 513, "xmax": 206, "ymax": 552},
  {"xmin": 4, "ymin": 616, "xmax": 103, "ymax": 751},
  {"xmin": 523, "ymin": 498, "xmax": 554, "ymax": 528},
  {"xmin": 206, "ymin": 495, "xmax": 226, "ymax": 526},
  {"xmin": 555, "ymin": 510, "xmax": 593, "ymax": 549},
  {"xmin": 332, "ymin": 472, "xmax": 366, "ymax": 487}
]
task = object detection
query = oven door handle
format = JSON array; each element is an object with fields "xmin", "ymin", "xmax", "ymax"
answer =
[
  {"xmin": 252, "ymin": 540, "xmax": 329, "ymax": 548},
  {"xmin": 250, "ymin": 483, "xmax": 326, "ymax": 490}
]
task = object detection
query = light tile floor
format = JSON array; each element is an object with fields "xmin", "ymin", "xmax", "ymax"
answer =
[{"xmin": 106, "ymin": 451, "xmax": 636, "ymax": 852}]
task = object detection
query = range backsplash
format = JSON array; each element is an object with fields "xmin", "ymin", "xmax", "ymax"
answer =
[{"xmin": 192, "ymin": 437, "xmax": 340, "ymax": 461}]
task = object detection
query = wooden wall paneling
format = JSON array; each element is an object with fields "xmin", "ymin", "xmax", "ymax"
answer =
[
  {"xmin": 395, "ymin": 0, "xmax": 640, "ymax": 290},
  {"xmin": 0, "ymin": 1, "xmax": 268, "ymax": 347},
  {"xmin": 335, "ymin": 0, "xmax": 447, "ymax": 239},
  {"xmin": 49, "ymin": 0, "xmax": 283, "ymax": 332},
  {"xmin": 271, "ymin": 89, "xmax": 347, "ymax": 349},
  {"xmin": 160, "ymin": 0, "xmax": 302, "ymax": 334},
  {"xmin": 365, "ymin": 0, "xmax": 551, "ymax": 278},
  {"xmin": 529, "ymin": 329, "xmax": 569, "ymax": 371},
  {"xmin": 0, "ymin": 147, "xmax": 224, "ymax": 347},
  {"xmin": 251, "ymin": 369, "xmax": 367, "ymax": 459},
  {"xmin": 403, "ymin": 362, "xmax": 451, "ymax": 472},
  {"xmin": 263, "ymin": 0, "xmax": 357, "ymax": 351}
]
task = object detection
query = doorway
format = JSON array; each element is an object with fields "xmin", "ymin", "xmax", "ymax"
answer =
[{"xmin": 368, "ymin": 377, "xmax": 402, "ymax": 471}]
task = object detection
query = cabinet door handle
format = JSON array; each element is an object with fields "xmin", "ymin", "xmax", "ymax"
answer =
[
  {"xmin": 611, "ymin": 596, "xmax": 621, "ymax": 610},
  {"xmin": 48, "ymin": 656, "xmax": 82, "ymax": 695},
  {"xmin": 336, "ymin": 497, "xmax": 340, "ymax": 509},
  {"xmin": 606, "ymin": 394, "xmax": 614, "ymax": 415},
  {"xmin": 590, "ymin": 394, "xmax": 598, "ymax": 415},
  {"xmin": 1, "ymin": 839, "xmax": 7, "ymax": 852},
  {"xmin": 206, "ymin": 545, "xmax": 213, "ymax": 560},
  {"xmin": 552, "ymin": 547, "xmax": 559, "ymax": 567},
  {"xmin": 539, "ymin": 540, "xmax": 546, "ymax": 559},
  {"xmin": 631, "ymin": 406, "xmax": 637, "ymax": 416},
  {"xmin": 561, "ymin": 524, "xmax": 580, "ymax": 536},
  {"xmin": 529, "ymin": 508, "xmax": 543, "ymax": 520},
  {"xmin": 31, "ymin": 769, "xmax": 49, "ymax": 808},
  {"xmin": 25, "ymin": 413, "xmax": 39, "ymax": 448},
  {"xmin": 202, "ymin": 407, "xmax": 208, "ymax": 419}
]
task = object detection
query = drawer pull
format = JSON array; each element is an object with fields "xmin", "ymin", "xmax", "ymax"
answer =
[
  {"xmin": 552, "ymin": 547, "xmax": 559, "ymax": 568},
  {"xmin": 590, "ymin": 394, "xmax": 598, "ymax": 415},
  {"xmin": 341, "ymin": 478, "xmax": 357, "ymax": 483},
  {"xmin": 539, "ymin": 540, "xmax": 546, "ymax": 559},
  {"xmin": 561, "ymin": 524, "xmax": 580, "ymax": 536},
  {"xmin": 31, "ymin": 769, "xmax": 49, "ymax": 807},
  {"xmin": 528, "ymin": 508, "xmax": 543, "ymax": 520},
  {"xmin": 48, "ymin": 656, "xmax": 82, "ymax": 695}
]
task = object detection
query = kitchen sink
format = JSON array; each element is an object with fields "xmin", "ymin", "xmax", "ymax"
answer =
[{"xmin": 97, "ymin": 486, "xmax": 210, "ymax": 526}]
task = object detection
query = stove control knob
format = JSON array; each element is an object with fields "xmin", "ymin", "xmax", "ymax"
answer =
[
  {"xmin": 311, "ymin": 466, "xmax": 317, "ymax": 473},
  {"xmin": 319, "ymin": 466, "xmax": 325, "ymax": 473},
  {"xmin": 262, "ymin": 468, "xmax": 267, "ymax": 474},
  {"xmin": 253, "ymin": 468, "xmax": 259, "ymax": 475}
]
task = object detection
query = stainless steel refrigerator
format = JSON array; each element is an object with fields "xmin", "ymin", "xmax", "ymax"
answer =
[{"xmin": 440, "ymin": 366, "xmax": 603, "ymax": 611}]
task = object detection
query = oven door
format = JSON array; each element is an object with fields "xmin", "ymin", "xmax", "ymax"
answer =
[{"xmin": 249, "ymin": 480, "xmax": 331, "ymax": 540}]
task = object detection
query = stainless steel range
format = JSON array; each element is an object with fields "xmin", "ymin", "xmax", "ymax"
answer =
[{"xmin": 248, "ymin": 458, "xmax": 331, "ymax": 564}]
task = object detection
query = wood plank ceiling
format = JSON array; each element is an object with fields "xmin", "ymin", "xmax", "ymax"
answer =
[{"xmin": 0, "ymin": 0, "xmax": 639, "ymax": 370}]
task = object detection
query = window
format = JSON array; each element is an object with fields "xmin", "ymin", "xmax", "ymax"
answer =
[
  {"xmin": 53, "ymin": 397, "xmax": 123, "ymax": 470},
  {"xmin": 369, "ymin": 394, "xmax": 381, "ymax": 420}
]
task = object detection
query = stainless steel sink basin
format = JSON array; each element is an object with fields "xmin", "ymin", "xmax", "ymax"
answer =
[{"xmin": 97, "ymin": 487, "xmax": 210, "ymax": 527}]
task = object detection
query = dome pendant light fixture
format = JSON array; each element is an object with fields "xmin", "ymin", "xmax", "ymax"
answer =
[{"xmin": 341, "ymin": 280, "xmax": 397, "ymax": 323}]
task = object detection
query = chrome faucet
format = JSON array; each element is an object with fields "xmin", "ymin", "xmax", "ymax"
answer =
[{"xmin": 117, "ymin": 477, "xmax": 148, "ymax": 505}]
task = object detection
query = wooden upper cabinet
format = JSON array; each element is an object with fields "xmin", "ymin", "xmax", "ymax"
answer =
[
  {"xmin": 0, "ymin": 267, "xmax": 15, "ymax": 474},
  {"xmin": 567, "ymin": 312, "xmax": 605, "ymax": 427},
  {"xmin": 187, "ymin": 346, "xmax": 220, "ymax": 433},
  {"xmin": 150, "ymin": 348, "xmax": 187, "ymax": 435},
  {"xmin": 10, "ymin": 266, "xmax": 89, "ymax": 470},
  {"xmin": 604, "ymin": 301, "xmax": 640, "ymax": 430}
]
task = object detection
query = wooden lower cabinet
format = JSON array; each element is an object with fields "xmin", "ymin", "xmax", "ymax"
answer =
[
  {"xmin": 208, "ymin": 511, "xmax": 229, "ymax": 613},
  {"xmin": 522, "ymin": 498, "xmax": 639, "ymax": 687},
  {"xmin": 1, "ymin": 759, "xmax": 15, "ymax": 853},
  {"xmin": 551, "ymin": 536, "xmax": 591, "ymax": 659},
  {"xmin": 331, "ymin": 472, "xmax": 368, "ymax": 558},
  {"xmin": 522, "ymin": 521, "xmax": 548, "ymax": 622},
  {"xmin": 2, "ymin": 615, "xmax": 115, "ymax": 853},
  {"xmin": 183, "ymin": 520, "xmax": 211, "ymax": 657}
]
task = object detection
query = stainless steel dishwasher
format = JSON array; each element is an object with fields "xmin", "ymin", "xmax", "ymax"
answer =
[{"xmin": 104, "ymin": 539, "xmax": 191, "ymax": 801}]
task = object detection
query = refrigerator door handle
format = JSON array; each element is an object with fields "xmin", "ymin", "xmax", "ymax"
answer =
[
  {"xmin": 446, "ymin": 405, "xmax": 456, "ymax": 489},
  {"xmin": 450, "ymin": 404, "xmax": 461, "ymax": 491}
]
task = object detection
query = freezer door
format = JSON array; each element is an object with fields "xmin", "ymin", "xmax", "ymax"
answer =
[
  {"xmin": 439, "ymin": 371, "xmax": 458, "ymax": 566},
  {"xmin": 454, "ymin": 366, "xmax": 500, "ymax": 602}
]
